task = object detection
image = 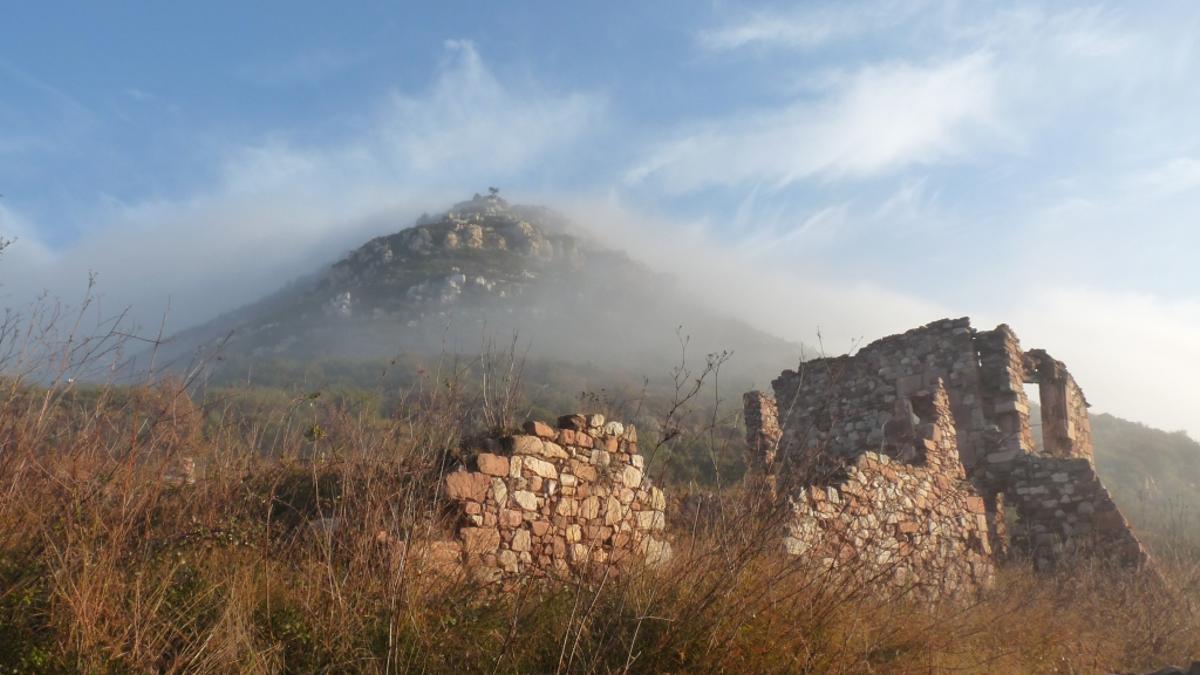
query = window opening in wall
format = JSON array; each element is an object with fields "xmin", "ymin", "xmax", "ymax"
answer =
[{"xmin": 1023, "ymin": 382, "xmax": 1044, "ymax": 453}]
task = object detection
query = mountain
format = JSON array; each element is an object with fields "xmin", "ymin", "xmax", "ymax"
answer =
[
  {"xmin": 1090, "ymin": 412, "xmax": 1200, "ymax": 512},
  {"xmin": 153, "ymin": 191, "xmax": 802, "ymax": 385}
]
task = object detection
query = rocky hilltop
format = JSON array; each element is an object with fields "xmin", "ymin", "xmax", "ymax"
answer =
[{"xmin": 158, "ymin": 191, "xmax": 800, "ymax": 381}]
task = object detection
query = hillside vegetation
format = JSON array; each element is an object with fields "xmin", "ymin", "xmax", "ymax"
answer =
[
  {"xmin": 0, "ymin": 348, "xmax": 1197, "ymax": 672},
  {"xmin": 1092, "ymin": 412, "xmax": 1200, "ymax": 511}
]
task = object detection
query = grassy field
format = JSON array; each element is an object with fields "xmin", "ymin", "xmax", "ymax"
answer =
[
  {"xmin": 0, "ymin": 368, "xmax": 1196, "ymax": 674},
  {"xmin": 0, "ymin": 306, "xmax": 1196, "ymax": 673}
]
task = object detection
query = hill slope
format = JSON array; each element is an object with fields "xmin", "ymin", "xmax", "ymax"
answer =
[
  {"xmin": 153, "ymin": 192, "xmax": 801, "ymax": 385},
  {"xmin": 1091, "ymin": 412, "xmax": 1200, "ymax": 511}
]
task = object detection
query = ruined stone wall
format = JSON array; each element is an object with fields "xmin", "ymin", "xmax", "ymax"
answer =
[
  {"xmin": 1008, "ymin": 456, "xmax": 1149, "ymax": 568},
  {"xmin": 443, "ymin": 414, "xmax": 670, "ymax": 582},
  {"xmin": 1029, "ymin": 350, "xmax": 1095, "ymax": 460},
  {"xmin": 770, "ymin": 318, "xmax": 987, "ymax": 481},
  {"xmin": 747, "ymin": 317, "xmax": 1152, "ymax": 579},
  {"xmin": 743, "ymin": 391, "xmax": 781, "ymax": 500},
  {"xmin": 975, "ymin": 326, "xmax": 1037, "ymax": 473},
  {"xmin": 780, "ymin": 383, "xmax": 995, "ymax": 595}
]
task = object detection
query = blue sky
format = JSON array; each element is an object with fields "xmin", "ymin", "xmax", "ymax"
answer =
[{"xmin": 4, "ymin": 1, "xmax": 1200, "ymax": 435}]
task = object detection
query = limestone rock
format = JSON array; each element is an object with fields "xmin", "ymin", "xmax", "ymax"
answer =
[
  {"xmin": 513, "ymin": 490, "xmax": 538, "ymax": 511},
  {"xmin": 491, "ymin": 478, "xmax": 508, "ymax": 508},
  {"xmin": 523, "ymin": 456, "xmax": 558, "ymax": 480},
  {"xmin": 603, "ymin": 421, "xmax": 624, "ymax": 437},
  {"xmin": 511, "ymin": 529, "xmax": 531, "ymax": 552}
]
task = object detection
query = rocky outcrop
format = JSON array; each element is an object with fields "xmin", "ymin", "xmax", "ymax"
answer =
[{"xmin": 442, "ymin": 414, "xmax": 670, "ymax": 582}]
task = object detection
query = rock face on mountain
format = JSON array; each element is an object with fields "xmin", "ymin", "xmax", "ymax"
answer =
[{"xmin": 159, "ymin": 191, "xmax": 799, "ymax": 381}]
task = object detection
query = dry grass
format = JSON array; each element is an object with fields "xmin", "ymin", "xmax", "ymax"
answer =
[
  {"xmin": 0, "ymin": 307, "xmax": 1196, "ymax": 673},
  {"xmin": 0, "ymin": 376, "xmax": 1195, "ymax": 674}
]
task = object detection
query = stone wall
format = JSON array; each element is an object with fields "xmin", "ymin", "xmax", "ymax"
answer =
[
  {"xmin": 975, "ymin": 325, "xmax": 1036, "ymax": 474},
  {"xmin": 743, "ymin": 390, "xmax": 781, "ymax": 500},
  {"xmin": 781, "ymin": 382, "xmax": 995, "ymax": 595},
  {"xmin": 443, "ymin": 414, "xmax": 670, "ymax": 582},
  {"xmin": 1028, "ymin": 349, "xmax": 1095, "ymax": 460},
  {"xmin": 769, "ymin": 318, "xmax": 988, "ymax": 484},
  {"xmin": 746, "ymin": 317, "xmax": 1152, "ymax": 582},
  {"xmin": 1008, "ymin": 456, "xmax": 1150, "ymax": 568}
]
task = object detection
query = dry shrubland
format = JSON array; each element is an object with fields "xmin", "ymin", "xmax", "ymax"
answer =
[{"xmin": 0, "ymin": 307, "xmax": 1196, "ymax": 673}]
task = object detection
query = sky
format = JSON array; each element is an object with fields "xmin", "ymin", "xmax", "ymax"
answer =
[{"xmin": 3, "ymin": 1, "xmax": 1200, "ymax": 436}]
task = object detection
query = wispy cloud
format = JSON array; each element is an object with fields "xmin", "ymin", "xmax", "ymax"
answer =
[
  {"xmin": 696, "ymin": 1, "xmax": 926, "ymax": 52},
  {"xmin": 998, "ymin": 287, "xmax": 1200, "ymax": 437},
  {"xmin": 697, "ymin": 10, "xmax": 838, "ymax": 51},
  {"xmin": 1130, "ymin": 157, "xmax": 1200, "ymax": 196},
  {"xmin": 238, "ymin": 48, "xmax": 366, "ymax": 86},
  {"xmin": 3, "ymin": 40, "xmax": 606, "ymax": 331},
  {"xmin": 626, "ymin": 53, "xmax": 998, "ymax": 192}
]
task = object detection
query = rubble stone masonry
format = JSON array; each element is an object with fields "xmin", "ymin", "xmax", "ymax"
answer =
[
  {"xmin": 442, "ymin": 414, "xmax": 670, "ymax": 582},
  {"xmin": 746, "ymin": 317, "xmax": 1151, "ymax": 591},
  {"xmin": 782, "ymin": 382, "xmax": 995, "ymax": 595}
]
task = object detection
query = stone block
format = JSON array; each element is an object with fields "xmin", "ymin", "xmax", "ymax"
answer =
[
  {"xmin": 636, "ymin": 510, "xmax": 665, "ymax": 531},
  {"xmin": 446, "ymin": 470, "xmax": 490, "ymax": 502},
  {"xmin": 512, "ymin": 490, "xmax": 538, "ymax": 511},
  {"xmin": 491, "ymin": 478, "xmax": 507, "ymax": 506},
  {"xmin": 477, "ymin": 453, "xmax": 509, "ymax": 477},
  {"xmin": 650, "ymin": 487, "xmax": 666, "ymax": 511},
  {"xmin": 507, "ymin": 435, "xmax": 544, "ymax": 455},
  {"xmin": 524, "ymin": 420, "xmax": 557, "ymax": 439},
  {"xmin": 571, "ymin": 461, "xmax": 598, "ymax": 482},
  {"xmin": 500, "ymin": 509, "xmax": 523, "ymax": 527},
  {"xmin": 603, "ymin": 421, "xmax": 625, "ymax": 437},
  {"xmin": 523, "ymin": 456, "xmax": 558, "ymax": 480},
  {"xmin": 556, "ymin": 498, "xmax": 579, "ymax": 517},
  {"xmin": 511, "ymin": 529, "xmax": 531, "ymax": 552}
]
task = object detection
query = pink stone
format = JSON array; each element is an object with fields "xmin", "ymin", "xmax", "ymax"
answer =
[
  {"xmin": 446, "ymin": 470, "xmax": 490, "ymax": 502},
  {"xmin": 477, "ymin": 453, "xmax": 509, "ymax": 477}
]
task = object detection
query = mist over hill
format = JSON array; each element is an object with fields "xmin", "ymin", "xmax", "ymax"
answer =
[
  {"xmin": 149, "ymin": 191, "xmax": 802, "ymax": 388},
  {"xmin": 134, "ymin": 191, "xmax": 1200, "ymax": 515}
]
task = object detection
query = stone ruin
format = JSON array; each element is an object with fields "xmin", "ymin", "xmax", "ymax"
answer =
[
  {"xmin": 436, "ymin": 318, "xmax": 1148, "ymax": 594},
  {"xmin": 442, "ymin": 414, "xmax": 670, "ymax": 582},
  {"xmin": 744, "ymin": 317, "xmax": 1151, "ymax": 593}
]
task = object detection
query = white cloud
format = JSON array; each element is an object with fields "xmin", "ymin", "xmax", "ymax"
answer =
[
  {"xmin": 697, "ymin": 11, "xmax": 837, "ymax": 51},
  {"xmin": 565, "ymin": 197, "xmax": 949, "ymax": 357},
  {"xmin": 995, "ymin": 287, "xmax": 1200, "ymax": 439},
  {"xmin": 626, "ymin": 53, "xmax": 999, "ymax": 192},
  {"xmin": 1131, "ymin": 157, "xmax": 1200, "ymax": 195},
  {"xmin": 2, "ymin": 41, "xmax": 606, "ymax": 332},
  {"xmin": 696, "ymin": 2, "xmax": 927, "ymax": 52}
]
